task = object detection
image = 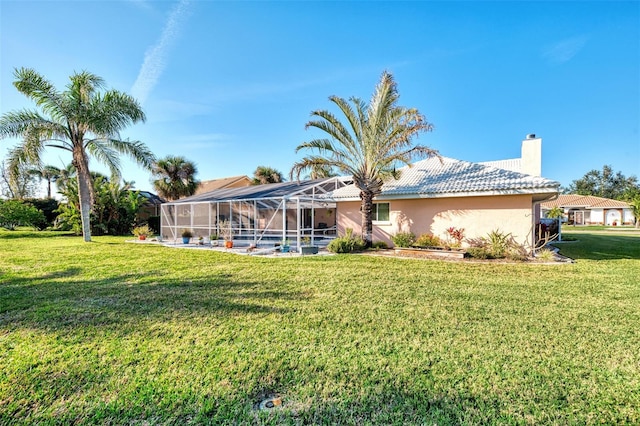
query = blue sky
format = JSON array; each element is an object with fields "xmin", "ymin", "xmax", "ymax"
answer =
[{"xmin": 1, "ymin": 0, "xmax": 638, "ymax": 195}]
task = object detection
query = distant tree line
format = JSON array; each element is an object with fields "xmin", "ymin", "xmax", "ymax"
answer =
[{"xmin": 564, "ymin": 165, "xmax": 639, "ymax": 201}]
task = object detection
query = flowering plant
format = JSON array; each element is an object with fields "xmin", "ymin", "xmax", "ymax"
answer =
[{"xmin": 446, "ymin": 227, "xmax": 465, "ymax": 248}]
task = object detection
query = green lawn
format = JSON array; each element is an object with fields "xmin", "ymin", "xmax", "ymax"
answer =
[{"xmin": 1, "ymin": 231, "xmax": 638, "ymax": 424}]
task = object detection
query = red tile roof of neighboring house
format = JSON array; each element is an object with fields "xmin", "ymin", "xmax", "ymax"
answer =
[{"xmin": 541, "ymin": 194, "xmax": 630, "ymax": 209}]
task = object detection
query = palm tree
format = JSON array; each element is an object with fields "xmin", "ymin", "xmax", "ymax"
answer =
[
  {"xmin": 29, "ymin": 165, "xmax": 62, "ymax": 198},
  {"xmin": 306, "ymin": 164, "xmax": 338, "ymax": 180},
  {"xmin": 0, "ymin": 68, "xmax": 154, "ymax": 241},
  {"xmin": 151, "ymin": 155, "xmax": 199, "ymax": 201},
  {"xmin": 251, "ymin": 166, "xmax": 284, "ymax": 185},
  {"xmin": 290, "ymin": 71, "xmax": 436, "ymax": 246}
]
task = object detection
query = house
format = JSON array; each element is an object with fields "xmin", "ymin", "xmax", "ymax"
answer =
[
  {"xmin": 137, "ymin": 191, "xmax": 165, "ymax": 220},
  {"xmin": 326, "ymin": 135, "xmax": 560, "ymax": 251},
  {"xmin": 541, "ymin": 194, "xmax": 634, "ymax": 226},
  {"xmin": 161, "ymin": 135, "xmax": 560, "ymax": 252},
  {"xmin": 194, "ymin": 175, "xmax": 251, "ymax": 195}
]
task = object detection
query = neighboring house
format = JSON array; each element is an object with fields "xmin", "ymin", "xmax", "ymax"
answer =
[
  {"xmin": 194, "ymin": 175, "xmax": 251, "ymax": 195},
  {"xmin": 137, "ymin": 191, "xmax": 165, "ymax": 221},
  {"xmin": 327, "ymin": 135, "xmax": 560, "ymax": 251},
  {"xmin": 541, "ymin": 194, "xmax": 634, "ymax": 226}
]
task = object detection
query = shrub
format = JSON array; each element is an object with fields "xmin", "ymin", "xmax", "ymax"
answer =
[
  {"xmin": 181, "ymin": 229, "xmax": 193, "ymax": 238},
  {"xmin": 446, "ymin": 227, "xmax": 465, "ymax": 248},
  {"xmin": 536, "ymin": 248, "xmax": 556, "ymax": 262},
  {"xmin": 0, "ymin": 200, "xmax": 46, "ymax": 230},
  {"xmin": 484, "ymin": 229, "xmax": 512, "ymax": 258},
  {"xmin": 371, "ymin": 241, "xmax": 389, "ymax": 250},
  {"xmin": 414, "ymin": 233, "xmax": 443, "ymax": 248},
  {"xmin": 327, "ymin": 228, "xmax": 366, "ymax": 253},
  {"xmin": 506, "ymin": 246, "xmax": 529, "ymax": 262},
  {"xmin": 133, "ymin": 224, "xmax": 152, "ymax": 237},
  {"xmin": 391, "ymin": 232, "xmax": 416, "ymax": 247},
  {"xmin": 466, "ymin": 247, "xmax": 491, "ymax": 259}
]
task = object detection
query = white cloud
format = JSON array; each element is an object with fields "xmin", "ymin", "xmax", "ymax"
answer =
[
  {"xmin": 543, "ymin": 35, "xmax": 589, "ymax": 64},
  {"xmin": 131, "ymin": 0, "xmax": 191, "ymax": 104}
]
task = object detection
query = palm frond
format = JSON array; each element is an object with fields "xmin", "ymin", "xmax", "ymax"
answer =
[
  {"xmin": 12, "ymin": 68, "xmax": 67, "ymax": 121},
  {"xmin": 86, "ymin": 139, "xmax": 122, "ymax": 182},
  {"xmin": 105, "ymin": 138, "xmax": 155, "ymax": 170}
]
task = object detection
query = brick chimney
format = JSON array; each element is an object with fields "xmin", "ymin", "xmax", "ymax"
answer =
[{"xmin": 521, "ymin": 134, "xmax": 542, "ymax": 176}]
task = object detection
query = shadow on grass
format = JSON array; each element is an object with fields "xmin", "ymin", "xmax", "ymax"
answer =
[
  {"xmin": 553, "ymin": 233, "xmax": 640, "ymax": 261},
  {"xmin": 0, "ymin": 267, "xmax": 306, "ymax": 333}
]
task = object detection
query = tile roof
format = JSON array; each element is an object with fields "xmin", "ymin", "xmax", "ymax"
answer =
[
  {"xmin": 195, "ymin": 175, "xmax": 251, "ymax": 195},
  {"xmin": 479, "ymin": 158, "xmax": 522, "ymax": 173},
  {"xmin": 326, "ymin": 156, "xmax": 560, "ymax": 200},
  {"xmin": 541, "ymin": 194, "xmax": 631, "ymax": 209}
]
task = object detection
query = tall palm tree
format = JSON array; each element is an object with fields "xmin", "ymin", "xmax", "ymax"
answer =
[
  {"xmin": 291, "ymin": 71, "xmax": 437, "ymax": 246},
  {"xmin": 151, "ymin": 155, "xmax": 199, "ymax": 201},
  {"xmin": 251, "ymin": 165, "xmax": 284, "ymax": 185},
  {"xmin": 0, "ymin": 68, "xmax": 154, "ymax": 241},
  {"xmin": 29, "ymin": 165, "xmax": 62, "ymax": 198},
  {"xmin": 306, "ymin": 164, "xmax": 338, "ymax": 180}
]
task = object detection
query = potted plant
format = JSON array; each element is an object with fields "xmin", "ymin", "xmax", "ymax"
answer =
[
  {"xmin": 181, "ymin": 229, "xmax": 193, "ymax": 244},
  {"xmin": 210, "ymin": 233, "xmax": 219, "ymax": 247},
  {"xmin": 299, "ymin": 236, "xmax": 318, "ymax": 255},
  {"xmin": 219, "ymin": 220, "xmax": 234, "ymax": 248},
  {"xmin": 132, "ymin": 224, "xmax": 152, "ymax": 241},
  {"xmin": 281, "ymin": 239, "xmax": 291, "ymax": 253}
]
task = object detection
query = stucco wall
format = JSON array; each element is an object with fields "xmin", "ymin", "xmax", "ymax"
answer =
[{"xmin": 336, "ymin": 194, "xmax": 536, "ymax": 248}]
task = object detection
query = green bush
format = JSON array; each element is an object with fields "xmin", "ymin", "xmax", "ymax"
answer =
[
  {"xmin": 484, "ymin": 229, "xmax": 513, "ymax": 258},
  {"xmin": 466, "ymin": 247, "xmax": 491, "ymax": 259},
  {"xmin": 414, "ymin": 233, "xmax": 443, "ymax": 248},
  {"xmin": 371, "ymin": 241, "xmax": 389, "ymax": 250},
  {"xmin": 23, "ymin": 198, "xmax": 59, "ymax": 229},
  {"xmin": 0, "ymin": 200, "xmax": 46, "ymax": 230},
  {"xmin": 327, "ymin": 228, "xmax": 366, "ymax": 253},
  {"xmin": 391, "ymin": 232, "xmax": 416, "ymax": 247}
]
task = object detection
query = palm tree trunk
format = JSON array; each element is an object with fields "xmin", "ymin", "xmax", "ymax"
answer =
[
  {"xmin": 73, "ymin": 146, "xmax": 93, "ymax": 242},
  {"xmin": 360, "ymin": 190, "xmax": 374, "ymax": 247}
]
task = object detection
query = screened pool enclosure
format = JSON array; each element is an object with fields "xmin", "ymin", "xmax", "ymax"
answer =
[{"xmin": 160, "ymin": 178, "xmax": 348, "ymax": 248}]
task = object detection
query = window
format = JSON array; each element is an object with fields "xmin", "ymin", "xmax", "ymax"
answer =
[{"xmin": 372, "ymin": 203, "xmax": 390, "ymax": 222}]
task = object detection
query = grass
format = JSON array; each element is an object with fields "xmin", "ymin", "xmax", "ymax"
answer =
[{"xmin": 1, "ymin": 230, "xmax": 639, "ymax": 424}]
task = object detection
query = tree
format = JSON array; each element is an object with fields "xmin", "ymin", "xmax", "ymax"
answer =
[
  {"xmin": 151, "ymin": 155, "xmax": 199, "ymax": 201},
  {"xmin": 0, "ymin": 159, "xmax": 39, "ymax": 199},
  {"xmin": 29, "ymin": 165, "xmax": 62, "ymax": 198},
  {"xmin": 306, "ymin": 164, "xmax": 338, "ymax": 180},
  {"xmin": 251, "ymin": 166, "xmax": 284, "ymax": 185},
  {"xmin": 566, "ymin": 165, "xmax": 639, "ymax": 200},
  {"xmin": 56, "ymin": 171, "xmax": 147, "ymax": 235},
  {"xmin": 290, "ymin": 71, "xmax": 436, "ymax": 246},
  {"xmin": 0, "ymin": 68, "xmax": 154, "ymax": 241}
]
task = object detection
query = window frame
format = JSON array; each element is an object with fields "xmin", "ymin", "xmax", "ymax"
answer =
[{"xmin": 372, "ymin": 202, "xmax": 390, "ymax": 223}]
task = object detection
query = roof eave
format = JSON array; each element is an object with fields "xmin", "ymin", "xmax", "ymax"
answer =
[{"xmin": 331, "ymin": 187, "xmax": 560, "ymax": 202}]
